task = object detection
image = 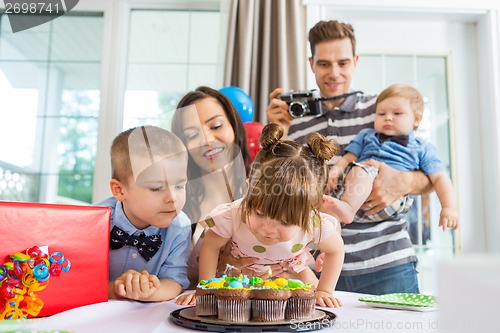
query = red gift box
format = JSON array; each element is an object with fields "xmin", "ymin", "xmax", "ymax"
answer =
[{"xmin": 0, "ymin": 201, "xmax": 110, "ymax": 317}]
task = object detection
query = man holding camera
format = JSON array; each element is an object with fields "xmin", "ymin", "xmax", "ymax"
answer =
[{"xmin": 266, "ymin": 20, "xmax": 432, "ymax": 295}]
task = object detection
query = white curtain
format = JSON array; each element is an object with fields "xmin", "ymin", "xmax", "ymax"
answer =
[{"xmin": 224, "ymin": 0, "xmax": 307, "ymax": 122}]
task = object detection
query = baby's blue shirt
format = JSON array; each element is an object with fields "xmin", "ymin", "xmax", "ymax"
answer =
[{"xmin": 345, "ymin": 128, "xmax": 444, "ymax": 175}]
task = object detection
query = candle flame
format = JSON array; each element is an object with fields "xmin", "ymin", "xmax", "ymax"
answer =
[{"xmin": 268, "ymin": 267, "xmax": 272, "ymax": 278}]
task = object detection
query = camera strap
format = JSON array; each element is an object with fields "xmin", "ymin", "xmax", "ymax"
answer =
[{"xmin": 317, "ymin": 91, "xmax": 362, "ymax": 102}]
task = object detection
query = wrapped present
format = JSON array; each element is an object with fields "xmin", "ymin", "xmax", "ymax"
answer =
[{"xmin": 0, "ymin": 201, "xmax": 110, "ymax": 317}]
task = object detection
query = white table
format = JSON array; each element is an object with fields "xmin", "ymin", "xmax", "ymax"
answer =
[{"xmin": 0, "ymin": 291, "xmax": 439, "ymax": 333}]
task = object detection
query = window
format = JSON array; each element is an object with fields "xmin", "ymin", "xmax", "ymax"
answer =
[
  {"xmin": 123, "ymin": 9, "xmax": 223, "ymax": 131},
  {"xmin": 0, "ymin": 13, "xmax": 103, "ymax": 204},
  {"xmin": 0, "ymin": 4, "xmax": 226, "ymax": 204}
]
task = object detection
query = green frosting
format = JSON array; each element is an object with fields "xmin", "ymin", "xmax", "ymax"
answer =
[
  {"xmin": 287, "ymin": 279, "xmax": 305, "ymax": 288},
  {"xmin": 249, "ymin": 276, "xmax": 264, "ymax": 286},
  {"xmin": 226, "ymin": 276, "xmax": 238, "ymax": 283},
  {"xmin": 199, "ymin": 275, "xmax": 313, "ymax": 291}
]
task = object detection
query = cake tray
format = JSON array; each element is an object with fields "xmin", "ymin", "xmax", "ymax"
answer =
[{"xmin": 170, "ymin": 306, "xmax": 337, "ymax": 332}]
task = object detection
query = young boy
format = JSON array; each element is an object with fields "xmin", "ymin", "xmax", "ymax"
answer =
[
  {"xmin": 97, "ymin": 126, "xmax": 191, "ymax": 302},
  {"xmin": 325, "ymin": 83, "xmax": 459, "ymax": 231}
]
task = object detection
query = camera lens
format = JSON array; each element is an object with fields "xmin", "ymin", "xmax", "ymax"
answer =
[{"xmin": 289, "ymin": 101, "xmax": 308, "ymax": 118}]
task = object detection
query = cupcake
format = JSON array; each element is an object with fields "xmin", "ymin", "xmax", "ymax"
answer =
[
  {"xmin": 285, "ymin": 279, "xmax": 316, "ymax": 320},
  {"xmin": 251, "ymin": 277, "xmax": 290, "ymax": 322},
  {"xmin": 215, "ymin": 276, "xmax": 252, "ymax": 322},
  {"xmin": 195, "ymin": 275, "xmax": 316, "ymax": 322},
  {"xmin": 195, "ymin": 277, "xmax": 225, "ymax": 316}
]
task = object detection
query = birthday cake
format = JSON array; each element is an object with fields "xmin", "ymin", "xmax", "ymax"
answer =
[{"xmin": 195, "ymin": 275, "xmax": 316, "ymax": 322}]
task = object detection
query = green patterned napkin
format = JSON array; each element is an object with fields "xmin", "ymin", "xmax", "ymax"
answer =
[{"xmin": 359, "ymin": 293, "xmax": 437, "ymax": 308}]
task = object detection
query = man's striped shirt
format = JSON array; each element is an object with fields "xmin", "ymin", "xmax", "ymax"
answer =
[{"xmin": 287, "ymin": 91, "xmax": 417, "ymax": 276}]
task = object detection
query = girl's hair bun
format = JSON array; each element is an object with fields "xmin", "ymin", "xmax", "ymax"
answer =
[
  {"xmin": 259, "ymin": 123, "xmax": 284, "ymax": 149},
  {"xmin": 305, "ymin": 132, "xmax": 338, "ymax": 161}
]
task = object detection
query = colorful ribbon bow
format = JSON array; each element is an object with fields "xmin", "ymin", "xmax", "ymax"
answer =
[{"xmin": 0, "ymin": 246, "xmax": 71, "ymax": 320}]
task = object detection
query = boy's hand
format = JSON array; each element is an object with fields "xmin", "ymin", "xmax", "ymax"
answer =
[
  {"xmin": 439, "ymin": 207, "xmax": 459, "ymax": 231},
  {"xmin": 315, "ymin": 290, "xmax": 342, "ymax": 308},
  {"xmin": 113, "ymin": 269, "xmax": 141, "ymax": 298},
  {"xmin": 176, "ymin": 292, "xmax": 196, "ymax": 306},
  {"xmin": 114, "ymin": 269, "xmax": 160, "ymax": 301}
]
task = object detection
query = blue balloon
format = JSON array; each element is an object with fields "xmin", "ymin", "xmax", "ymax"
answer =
[{"xmin": 219, "ymin": 86, "xmax": 255, "ymax": 123}]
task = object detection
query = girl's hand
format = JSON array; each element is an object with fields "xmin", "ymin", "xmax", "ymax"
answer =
[
  {"xmin": 176, "ymin": 292, "xmax": 196, "ymax": 306},
  {"xmin": 314, "ymin": 252, "xmax": 325, "ymax": 273},
  {"xmin": 315, "ymin": 290, "xmax": 342, "ymax": 308}
]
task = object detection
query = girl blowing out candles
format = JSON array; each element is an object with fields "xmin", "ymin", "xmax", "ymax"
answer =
[{"xmin": 177, "ymin": 123, "xmax": 344, "ymax": 308}]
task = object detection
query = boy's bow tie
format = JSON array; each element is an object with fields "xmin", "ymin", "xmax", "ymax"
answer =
[{"xmin": 109, "ymin": 226, "xmax": 162, "ymax": 261}]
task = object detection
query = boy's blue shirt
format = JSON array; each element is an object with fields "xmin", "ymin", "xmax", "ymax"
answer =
[{"xmin": 97, "ymin": 196, "xmax": 191, "ymax": 290}]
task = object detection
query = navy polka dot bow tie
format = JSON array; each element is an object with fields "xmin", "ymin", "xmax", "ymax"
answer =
[
  {"xmin": 110, "ymin": 226, "xmax": 162, "ymax": 261},
  {"xmin": 377, "ymin": 133, "xmax": 409, "ymax": 147}
]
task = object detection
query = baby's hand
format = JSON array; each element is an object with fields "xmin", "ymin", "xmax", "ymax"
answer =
[
  {"xmin": 326, "ymin": 166, "xmax": 343, "ymax": 193},
  {"xmin": 176, "ymin": 292, "xmax": 196, "ymax": 306},
  {"xmin": 114, "ymin": 270, "xmax": 160, "ymax": 301},
  {"xmin": 315, "ymin": 290, "xmax": 342, "ymax": 308},
  {"xmin": 439, "ymin": 207, "xmax": 459, "ymax": 231}
]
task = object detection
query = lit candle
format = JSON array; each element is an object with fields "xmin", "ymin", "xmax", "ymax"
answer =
[{"xmin": 268, "ymin": 267, "xmax": 272, "ymax": 279}]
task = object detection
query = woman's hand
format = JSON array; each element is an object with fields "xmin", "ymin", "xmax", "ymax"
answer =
[{"xmin": 216, "ymin": 242, "xmax": 259, "ymax": 276}]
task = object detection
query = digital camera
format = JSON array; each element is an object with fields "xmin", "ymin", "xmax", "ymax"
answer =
[{"xmin": 278, "ymin": 90, "xmax": 322, "ymax": 118}]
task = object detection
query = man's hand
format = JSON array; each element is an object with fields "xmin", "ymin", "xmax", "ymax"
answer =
[
  {"xmin": 361, "ymin": 160, "xmax": 411, "ymax": 215},
  {"xmin": 266, "ymin": 88, "xmax": 293, "ymax": 136}
]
